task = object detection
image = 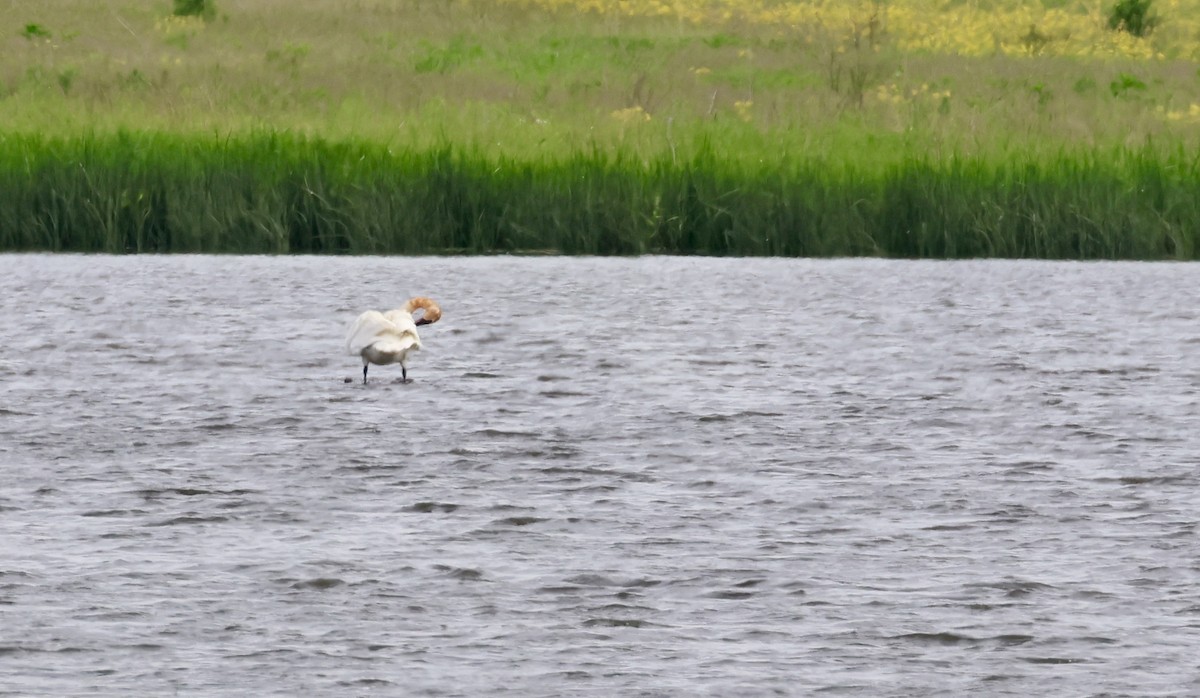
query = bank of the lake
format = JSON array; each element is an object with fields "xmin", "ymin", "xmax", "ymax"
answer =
[{"xmin": 6, "ymin": 0, "xmax": 1200, "ymax": 258}]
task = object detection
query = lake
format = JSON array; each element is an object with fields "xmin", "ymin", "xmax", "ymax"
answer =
[{"xmin": 2, "ymin": 254, "xmax": 1198, "ymax": 696}]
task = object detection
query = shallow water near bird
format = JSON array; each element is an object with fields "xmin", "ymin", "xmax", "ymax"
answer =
[{"xmin": 2, "ymin": 254, "xmax": 1199, "ymax": 696}]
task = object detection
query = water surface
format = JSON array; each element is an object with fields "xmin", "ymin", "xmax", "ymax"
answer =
[{"xmin": 2, "ymin": 255, "xmax": 1199, "ymax": 696}]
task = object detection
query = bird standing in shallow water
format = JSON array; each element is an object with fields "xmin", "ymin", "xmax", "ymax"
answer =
[{"xmin": 345, "ymin": 297, "xmax": 442, "ymax": 384}]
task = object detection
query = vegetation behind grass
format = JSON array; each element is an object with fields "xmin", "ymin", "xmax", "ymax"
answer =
[{"xmin": 2, "ymin": 0, "xmax": 1200, "ymax": 257}]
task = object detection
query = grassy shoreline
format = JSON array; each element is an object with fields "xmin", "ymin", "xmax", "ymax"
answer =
[
  {"xmin": 4, "ymin": 0, "xmax": 1200, "ymax": 257},
  {"xmin": 3, "ymin": 131, "xmax": 1198, "ymax": 258}
]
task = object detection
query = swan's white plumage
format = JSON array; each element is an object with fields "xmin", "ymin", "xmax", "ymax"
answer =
[
  {"xmin": 346, "ymin": 297, "xmax": 441, "ymax": 383},
  {"xmin": 345, "ymin": 310, "xmax": 420, "ymax": 358}
]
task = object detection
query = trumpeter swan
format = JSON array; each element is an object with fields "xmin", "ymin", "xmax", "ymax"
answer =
[{"xmin": 345, "ymin": 297, "xmax": 442, "ymax": 384}]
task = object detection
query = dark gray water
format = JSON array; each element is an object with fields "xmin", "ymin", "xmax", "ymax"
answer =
[{"xmin": 2, "ymin": 254, "xmax": 1199, "ymax": 696}]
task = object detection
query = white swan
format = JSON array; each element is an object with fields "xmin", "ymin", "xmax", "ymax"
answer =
[{"xmin": 345, "ymin": 297, "xmax": 442, "ymax": 384}]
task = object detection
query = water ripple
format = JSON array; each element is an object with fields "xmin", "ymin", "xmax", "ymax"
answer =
[{"xmin": 1, "ymin": 255, "xmax": 1199, "ymax": 696}]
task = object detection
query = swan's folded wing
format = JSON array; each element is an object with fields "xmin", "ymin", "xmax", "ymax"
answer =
[
  {"xmin": 371, "ymin": 334, "xmax": 419, "ymax": 355},
  {"xmin": 346, "ymin": 310, "xmax": 422, "ymax": 355},
  {"xmin": 345, "ymin": 310, "xmax": 394, "ymax": 355}
]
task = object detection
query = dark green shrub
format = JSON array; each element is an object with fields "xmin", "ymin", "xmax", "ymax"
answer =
[
  {"xmin": 1110, "ymin": 72, "xmax": 1147, "ymax": 97},
  {"xmin": 173, "ymin": 0, "xmax": 216, "ymax": 21},
  {"xmin": 1108, "ymin": 0, "xmax": 1157, "ymax": 37},
  {"xmin": 22, "ymin": 23, "xmax": 51, "ymax": 40}
]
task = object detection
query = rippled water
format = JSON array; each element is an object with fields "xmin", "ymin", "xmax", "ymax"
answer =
[{"xmin": 2, "ymin": 254, "xmax": 1199, "ymax": 696}]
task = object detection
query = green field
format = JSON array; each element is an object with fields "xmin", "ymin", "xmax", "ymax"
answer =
[{"xmin": 3, "ymin": 0, "xmax": 1200, "ymax": 257}]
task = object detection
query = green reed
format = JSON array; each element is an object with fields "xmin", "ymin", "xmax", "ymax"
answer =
[{"xmin": 1, "ymin": 131, "xmax": 1198, "ymax": 258}]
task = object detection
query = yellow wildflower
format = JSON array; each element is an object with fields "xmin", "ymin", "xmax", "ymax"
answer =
[{"xmin": 611, "ymin": 106, "xmax": 651, "ymax": 123}]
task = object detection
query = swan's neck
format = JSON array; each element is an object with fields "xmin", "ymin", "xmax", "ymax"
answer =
[{"xmin": 403, "ymin": 296, "xmax": 441, "ymax": 324}]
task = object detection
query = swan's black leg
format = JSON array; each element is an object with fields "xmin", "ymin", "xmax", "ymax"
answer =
[
  {"xmin": 363, "ymin": 364, "xmax": 369, "ymax": 384},
  {"xmin": 402, "ymin": 366, "xmax": 408, "ymax": 383}
]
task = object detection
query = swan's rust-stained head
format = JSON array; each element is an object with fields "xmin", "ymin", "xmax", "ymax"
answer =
[{"xmin": 406, "ymin": 296, "xmax": 442, "ymax": 326}]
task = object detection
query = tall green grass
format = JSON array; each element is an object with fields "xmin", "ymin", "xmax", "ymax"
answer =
[{"xmin": 1, "ymin": 131, "xmax": 1198, "ymax": 258}]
